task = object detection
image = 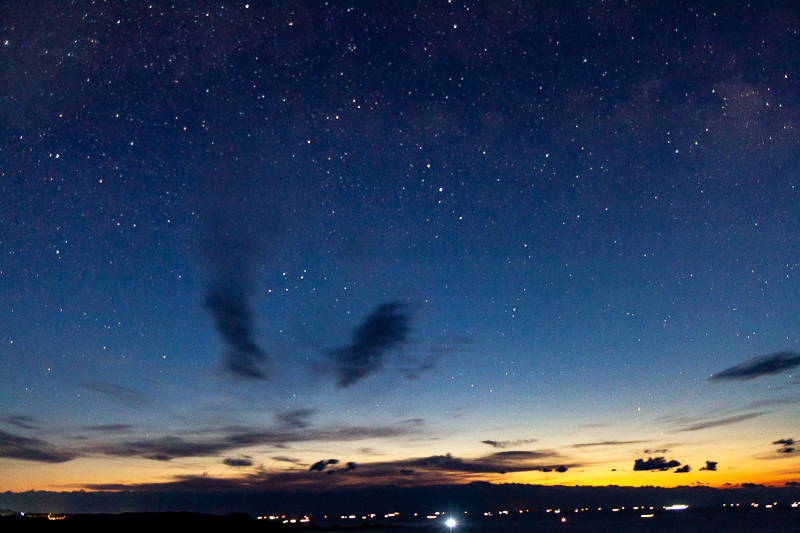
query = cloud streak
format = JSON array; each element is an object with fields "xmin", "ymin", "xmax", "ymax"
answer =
[
  {"xmin": 676, "ymin": 413, "xmax": 764, "ymax": 432},
  {"xmin": 89, "ymin": 424, "xmax": 418, "ymax": 462},
  {"xmin": 79, "ymin": 450, "xmax": 577, "ymax": 492},
  {"xmin": 83, "ymin": 381, "xmax": 146, "ymax": 407},
  {"xmin": 333, "ymin": 302, "xmax": 410, "ymax": 387},
  {"xmin": 710, "ymin": 351, "xmax": 800, "ymax": 381},
  {"xmin": 0, "ymin": 430, "xmax": 78, "ymax": 464},
  {"xmin": 482, "ymin": 438, "xmax": 538, "ymax": 448},
  {"xmin": 0, "ymin": 415, "xmax": 41, "ymax": 430},
  {"xmin": 400, "ymin": 450, "xmax": 571, "ymax": 475},
  {"xmin": 205, "ymin": 277, "xmax": 268, "ymax": 379},
  {"xmin": 571, "ymin": 440, "xmax": 649, "ymax": 448},
  {"xmin": 200, "ymin": 170, "xmax": 281, "ymax": 380},
  {"xmin": 277, "ymin": 409, "xmax": 314, "ymax": 429}
]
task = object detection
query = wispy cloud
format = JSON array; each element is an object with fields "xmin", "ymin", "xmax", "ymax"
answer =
[
  {"xmin": 277, "ymin": 409, "xmax": 314, "ymax": 429},
  {"xmin": 0, "ymin": 414, "xmax": 41, "ymax": 430},
  {"xmin": 400, "ymin": 450, "xmax": 571, "ymax": 475},
  {"xmin": 89, "ymin": 424, "xmax": 419, "ymax": 462},
  {"xmin": 82, "ymin": 381, "xmax": 146, "ymax": 407},
  {"xmin": 204, "ymin": 281, "xmax": 268, "ymax": 379},
  {"xmin": 0, "ymin": 430, "xmax": 78, "ymax": 463},
  {"xmin": 332, "ymin": 302, "xmax": 411, "ymax": 387},
  {"xmin": 272, "ymin": 456, "xmax": 301, "ymax": 463},
  {"xmin": 676, "ymin": 412, "xmax": 763, "ymax": 432},
  {"xmin": 86, "ymin": 424, "xmax": 134, "ymax": 433},
  {"xmin": 79, "ymin": 449, "xmax": 578, "ymax": 492},
  {"xmin": 740, "ymin": 396, "xmax": 800, "ymax": 410},
  {"xmin": 482, "ymin": 438, "xmax": 538, "ymax": 448},
  {"xmin": 200, "ymin": 175, "xmax": 281, "ymax": 380},
  {"xmin": 571, "ymin": 440, "xmax": 649, "ymax": 448},
  {"xmin": 710, "ymin": 351, "xmax": 800, "ymax": 381}
]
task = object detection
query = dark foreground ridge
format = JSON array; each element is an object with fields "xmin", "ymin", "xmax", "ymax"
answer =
[
  {"xmin": 3, "ymin": 507, "xmax": 800, "ymax": 533},
  {"xmin": 0, "ymin": 512, "xmax": 398, "ymax": 532},
  {"xmin": 3, "ymin": 482, "xmax": 800, "ymax": 517}
]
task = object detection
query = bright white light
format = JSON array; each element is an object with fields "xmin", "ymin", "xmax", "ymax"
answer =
[
  {"xmin": 665, "ymin": 504, "xmax": 688, "ymax": 511},
  {"xmin": 445, "ymin": 517, "xmax": 457, "ymax": 529}
]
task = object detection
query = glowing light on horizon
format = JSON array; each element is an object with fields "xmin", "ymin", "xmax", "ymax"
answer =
[{"xmin": 665, "ymin": 504, "xmax": 688, "ymax": 511}]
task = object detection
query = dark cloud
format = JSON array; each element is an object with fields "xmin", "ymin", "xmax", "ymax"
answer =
[
  {"xmin": 90, "ymin": 424, "xmax": 417, "ymax": 462},
  {"xmin": 0, "ymin": 429, "xmax": 78, "ymax": 463},
  {"xmin": 676, "ymin": 412, "xmax": 763, "ymax": 432},
  {"xmin": 482, "ymin": 438, "xmax": 537, "ymax": 448},
  {"xmin": 86, "ymin": 424, "xmax": 134, "ymax": 433},
  {"xmin": 710, "ymin": 351, "xmax": 800, "ymax": 381},
  {"xmin": 326, "ymin": 461, "xmax": 357, "ymax": 475},
  {"xmin": 333, "ymin": 302, "xmax": 411, "ymax": 387},
  {"xmin": 277, "ymin": 409, "xmax": 314, "ymax": 429},
  {"xmin": 83, "ymin": 381, "xmax": 146, "ymax": 407},
  {"xmin": 310, "ymin": 459, "xmax": 339, "ymax": 471},
  {"xmin": 674, "ymin": 465, "xmax": 691, "ymax": 473},
  {"xmin": 643, "ymin": 448, "xmax": 668, "ymax": 454},
  {"xmin": 699, "ymin": 461, "xmax": 718, "ymax": 471},
  {"xmin": 204, "ymin": 281, "xmax": 268, "ymax": 379},
  {"xmin": 223, "ymin": 456, "xmax": 253, "ymax": 467},
  {"xmin": 91, "ymin": 435, "xmax": 223, "ymax": 461},
  {"xmin": 272, "ymin": 456, "xmax": 301, "ymax": 463},
  {"xmin": 774, "ymin": 438, "xmax": 795, "ymax": 454},
  {"xmin": 78, "ymin": 450, "xmax": 581, "ymax": 492},
  {"xmin": 402, "ymin": 450, "xmax": 569, "ymax": 475},
  {"xmin": 0, "ymin": 414, "xmax": 41, "ymax": 430},
  {"xmin": 633, "ymin": 457, "xmax": 682, "ymax": 471},
  {"xmin": 572, "ymin": 440, "xmax": 648, "ymax": 448},
  {"xmin": 741, "ymin": 396, "xmax": 800, "ymax": 410},
  {"xmin": 786, "ymin": 481, "xmax": 800, "ymax": 487},
  {"xmin": 200, "ymin": 167, "xmax": 283, "ymax": 380}
]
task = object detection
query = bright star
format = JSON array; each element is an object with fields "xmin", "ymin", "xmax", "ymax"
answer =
[{"xmin": 445, "ymin": 517, "xmax": 457, "ymax": 529}]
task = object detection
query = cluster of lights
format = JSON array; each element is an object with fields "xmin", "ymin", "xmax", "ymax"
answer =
[
  {"xmin": 256, "ymin": 500, "xmax": 798, "ymax": 527},
  {"xmin": 258, "ymin": 515, "xmax": 310, "ymax": 524}
]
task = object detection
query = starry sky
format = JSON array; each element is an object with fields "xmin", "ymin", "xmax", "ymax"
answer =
[{"xmin": 1, "ymin": 0, "xmax": 799, "ymax": 495}]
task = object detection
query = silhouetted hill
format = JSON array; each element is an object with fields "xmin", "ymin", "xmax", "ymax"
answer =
[{"xmin": 1, "ymin": 482, "xmax": 799, "ymax": 517}]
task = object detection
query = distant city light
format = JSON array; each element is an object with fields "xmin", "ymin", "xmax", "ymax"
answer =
[
  {"xmin": 665, "ymin": 504, "xmax": 689, "ymax": 511},
  {"xmin": 445, "ymin": 517, "xmax": 457, "ymax": 529}
]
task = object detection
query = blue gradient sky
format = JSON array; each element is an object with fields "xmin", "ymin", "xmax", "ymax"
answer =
[{"xmin": 1, "ymin": 0, "xmax": 799, "ymax": 492}]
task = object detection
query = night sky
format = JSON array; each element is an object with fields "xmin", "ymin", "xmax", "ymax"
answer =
[{"xmin": 1, "ymin": 1, "xmax": 799, "ymax": 495}]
